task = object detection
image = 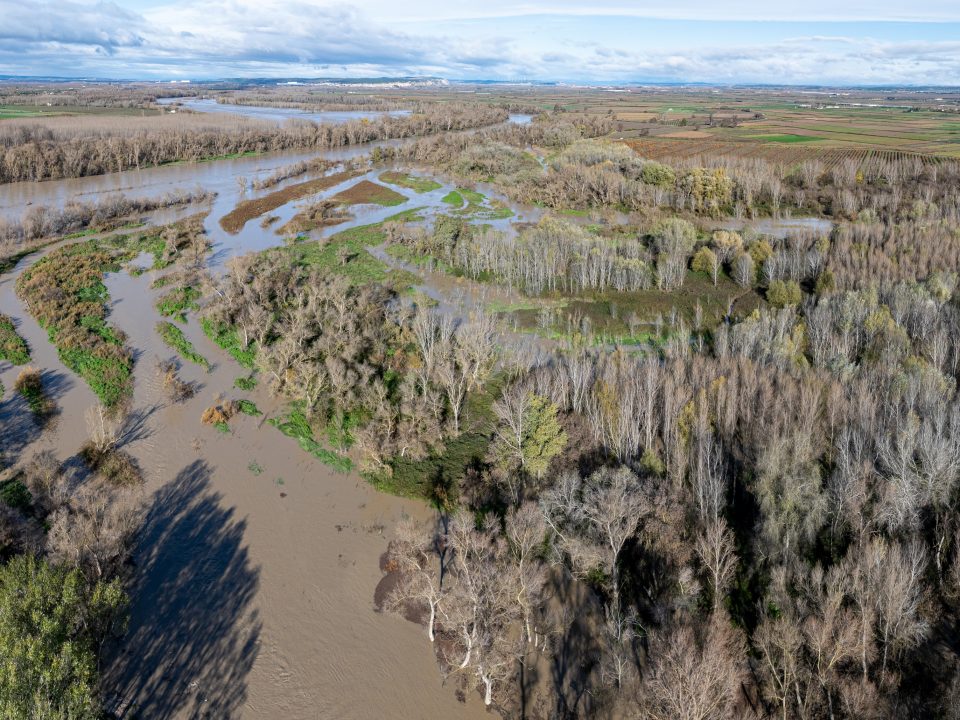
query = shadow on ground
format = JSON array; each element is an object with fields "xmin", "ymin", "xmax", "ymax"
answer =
[{"xmin": 105, "ymin": 459, "xmax": 261, "ymax": 719}]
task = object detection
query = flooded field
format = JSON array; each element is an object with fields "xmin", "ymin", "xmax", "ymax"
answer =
[
  {"xmin": 707, "ymin": 214, "xmax": 833, "ymax": 238},
  {"xmin": 158, "ymin": 97, "xmax": 413, "ymax": 124}
]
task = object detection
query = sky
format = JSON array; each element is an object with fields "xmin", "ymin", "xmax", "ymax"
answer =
[{"xmin": 1, "ymin": 0, "xmax": 959, "ymax": 84}]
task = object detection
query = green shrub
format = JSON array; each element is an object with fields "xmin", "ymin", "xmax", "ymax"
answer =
[
  {"xmin": 767, "ymin": 279, "xmax": 803, "ymax": 309},
  {"xmin": 691, "ymin": 246, "xmax": 719, "ymax": 277},
  {"xmin": 0, "ymin": 314, "xmax": 29, "ymax": 365},
  {"xmin": 78, "ymin": 444, "xmax": 142, "ymax": 486},
  {"xmin": 237, "ymin": 399, "xmax": 261, "ymax": 416},
  {"xmin": 0, "ymin": 478, "xmax": 31, "ymax": 512},
  {"xmin": 200, "ymin": 318, "xmax": 256, "ymax": 368},
  {"xmin": 156, "ymin": 321, "xmax": 210, "ymax": 370},
  {"xmin": 371, "ymin": 431, "xmax": 490, "ymax": 506},
  {"xmin": 234, "ymin": 375, "xmax": 258, "ymax": 391},
  {"xmin": 13, "ymin": 367, "xmax": 55, "ymax": 419}
]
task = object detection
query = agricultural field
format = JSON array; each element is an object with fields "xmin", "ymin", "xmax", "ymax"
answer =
[{"xmin": 0, "ymin": 104, "xmax": 163, "ymax": 119}]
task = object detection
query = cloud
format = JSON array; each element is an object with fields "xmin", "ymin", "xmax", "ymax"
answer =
[
  {"xmin": 1, "ymin": 1, "xmax": 147, "ymax": 49},
  {"xmin": 0, "ymin": 0, "xmax": 958, "ymax": 84}
]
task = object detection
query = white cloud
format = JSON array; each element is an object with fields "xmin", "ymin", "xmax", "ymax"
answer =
[{"xmin": 0, "ymin": 0, "xmax": 958, "ymax": 84}]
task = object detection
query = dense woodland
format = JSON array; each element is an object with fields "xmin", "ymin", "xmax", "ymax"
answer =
[
  {"xmin": 197, "ymin": 116, "xmax": 960, "ymax": 718},
  {"xmin": 3, "ymin": 88, "xmax": 960, "ymax": 718},
  {"xmin": 200, "ymin": 216, "xmax": 960, "ymax": 719}
]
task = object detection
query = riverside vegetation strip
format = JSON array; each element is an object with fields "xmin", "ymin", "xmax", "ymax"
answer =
[
  {"xmin": 13, "ymin": 216, "xmax": 208, "ymax": 406},
  {"xmin": 0, "ymin": 313, "xmax": 30, "ymax": 364}
]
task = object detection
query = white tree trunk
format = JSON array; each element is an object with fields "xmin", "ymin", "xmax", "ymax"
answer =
[{"xmin": 482, "ymin": 674, "xmax": 493, "ymax": 706}]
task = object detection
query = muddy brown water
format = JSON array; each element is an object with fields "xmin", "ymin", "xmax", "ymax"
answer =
[
  {"xmin": 0, "ymin": 152, "xmax": 522, "ymax": 715},
  {"xmin": 0, "ymin": 242, "xmax": 493, "ymax": 718}
]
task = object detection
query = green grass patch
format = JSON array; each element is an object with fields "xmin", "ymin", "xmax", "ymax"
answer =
[
  {"xmin": 442, "ymin": 190, "xmax": 464, "ymax": 208},
  {"xmin": 268, "ymin": 407, "xmax": 353, "ymax": 473},
  {"xmin": 199, "ymin": 150, "xmax": 259, "ymax": 163},
  {"xmin": 214, "ymin": 421, "xmax": 231, "ymax": 434},
  {"xmin": 248, "ymin": 461, "xmax": 263, "ymax": 476},
  {"xmin": 156, "ymin": 286, "xmax": 201, "ymax": 323},
  {"xmin": 156, "ymin": 321, "xmax": 210, "ymax": 370},
  {"xmin": 0, "ymin": 314, "xmax": 30, "ymax": 365},
  {"xmin": 287, "ymin": 223, "xmax": 395, "ymax": 286},
  {"xmin": 234, "ymin": 375, "xmax": 258, "ymax": 391},
  {"xmin": 200, "ymin": 318, "xmax": 257, "ymax": 368},
  {"xmin": 384, "ymin": 207, "xmax": 427, "ymax": 223},
  {"xmin": 237, "ymin": 399, "xmax": 261, "ymax": 416},
  {"xmin": 385, "ymin": 243, "xmax": 450, "ymax": 272},
  {"xmin": 442, "ymin": 187, "xmax": 513, "ymax": 220},
  {"xmin": 63, "ymin": 229, "xmax": 99, "ymax": 240},
  {"xmin": 15, "ymin": 240, "xmax": 133, "ymax": 406},
  {"xmin": 459, "ymin": 188, "xmax": 486, "ymax": 206},
  {"xmin": 379, "ymin": 171, "xmax": 442, "ymax": 193}
]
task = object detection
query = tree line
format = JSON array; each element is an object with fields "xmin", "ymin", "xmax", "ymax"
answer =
[{"xmin": 0, "ymin": 102, "xmax": 507, "ymax": 184}]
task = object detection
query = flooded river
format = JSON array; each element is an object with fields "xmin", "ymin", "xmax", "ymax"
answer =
[
  {"xmin": 0, "ymin": 113, "xmax": 814, "ymax": 716},
  {"xmin": 0, "ymin": 140, "xmax": 512, "ymax": 716},
  {"xmin": 708, "ymin": 214, "xmax": 833, "ymax": 238},
  {"xmin": 157, "ymin": 97, "xmax": 413, "ymax": 124}
]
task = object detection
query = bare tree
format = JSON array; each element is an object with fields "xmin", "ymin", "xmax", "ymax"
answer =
[
  {"xmin": 385, "ymin": 519, "xmax": 445, "ymax": 643},
  {"xmin": 47, "ymin": 482, "xmax": 142, "ymax": 582},
  {"xmin": 85, "ymin": 404, "xmax": 121, "ymax": 454},
  {"xmin": 639, "ymin": 617, "xmax": 747, "ymax": 720},
  {"xmin": 695, "ymin": 519, "xmax": 737, "ymax": 613}
]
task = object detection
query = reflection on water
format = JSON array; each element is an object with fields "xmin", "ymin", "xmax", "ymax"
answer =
[{"xmin": 708, "ymin": 215, "xmax": 833, "ymax": 238}]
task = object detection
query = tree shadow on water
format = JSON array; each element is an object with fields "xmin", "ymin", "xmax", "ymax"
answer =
[
  {"xmin": 104, "ymin": 459, "xmax": 261, "ymax": 719},
  {"xmin": 0, "ymin": 391, "xmax": 46, "ymax": 459}
]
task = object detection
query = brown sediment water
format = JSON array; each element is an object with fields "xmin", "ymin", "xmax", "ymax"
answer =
[
  {"xmin": 0, "ymin": 213, "xmax": 497, "ymax": 719},
  {"xmin": 1, "ymin": 127, "xmax": 668, "ymax": 716}
]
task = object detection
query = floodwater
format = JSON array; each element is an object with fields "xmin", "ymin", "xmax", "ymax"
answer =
[
  {"xmin": 0, "ymin": 157, "xmax": 520, "ymax": 715},
  {"xmin": 157, "ymin": 97, "xmax": 412, "ymax": 124},
  {"xmin": 0, "ymin": 122, "xmax": 800, "ymax": 716},
  {"xmin": 156, "ymin": 97, "xmax": 532, "ymax": 128},
  {"xmin": 708, "ymin": 215, "xmax": 833, "ymax": 238}
]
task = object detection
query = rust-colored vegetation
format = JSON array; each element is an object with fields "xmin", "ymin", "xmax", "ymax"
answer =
[
  {"xmin": 219, "ymin": 169, "xmax": 362, "ymax": 234},
  {"xmin": 330, "ymin": 180, "xmax": 407, "ymax": 207}
]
